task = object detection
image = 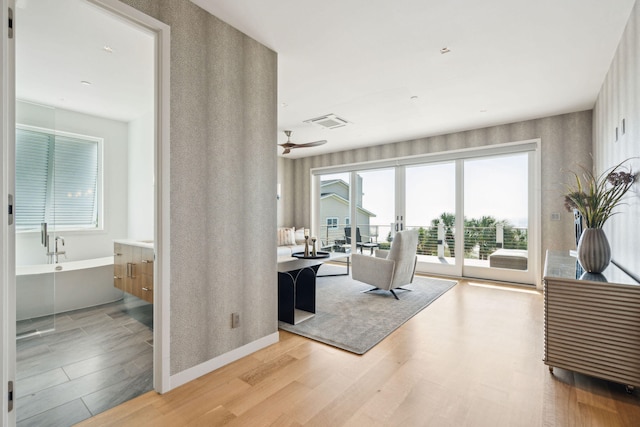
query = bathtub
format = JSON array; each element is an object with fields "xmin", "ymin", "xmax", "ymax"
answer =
[{"xmin": 16, "ymin": 256, "xmax": 124, "ymax": 321}]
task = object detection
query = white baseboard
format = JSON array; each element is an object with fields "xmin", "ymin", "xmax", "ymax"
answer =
[{"xmin": 168, "ymin": 331, "xmax": 279, "ymax": 391}]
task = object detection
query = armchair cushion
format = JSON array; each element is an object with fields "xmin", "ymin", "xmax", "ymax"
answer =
[
  {"xmin": 374, "ymin": 249, "xmax": 389, "ymax": 259},
  {"xmin": 277, "ymin": 227, "xmax": 296, "ymax": 246},
  {"xmin": 387, "ymin": 229, "xmax": 419, "ymax": 288},
  {"xmin": 352, "ymin": 254, "xmax": 396, "ymax": 290},
  {"xmin": 294, "ymin": 228, "xmax": 307, "ymax": 244}
]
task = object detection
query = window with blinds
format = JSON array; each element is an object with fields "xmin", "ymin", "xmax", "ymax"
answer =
[{"xmin": 16, "ymin": 127, "xmax": 100, "ymax": 231}]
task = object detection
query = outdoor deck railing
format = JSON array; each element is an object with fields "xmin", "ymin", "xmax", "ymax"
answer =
[{"xmin": 320, "ymin": 223, "xmax": 528, "ymax": 259}]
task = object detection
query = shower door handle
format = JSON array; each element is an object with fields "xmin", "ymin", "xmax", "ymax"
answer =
[{"xmin": 8, "ymin": 194, "xmax": 13, "ymax": 226}]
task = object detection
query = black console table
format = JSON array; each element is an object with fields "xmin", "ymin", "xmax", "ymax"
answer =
[{"xmin": 277, "ymin": 255, "xmax": 328, "ymax": 325}]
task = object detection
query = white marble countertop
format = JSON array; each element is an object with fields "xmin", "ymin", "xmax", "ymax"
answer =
[{"xmin": 113, "ymin": 239, "xmax": 154, "ymax": 249}]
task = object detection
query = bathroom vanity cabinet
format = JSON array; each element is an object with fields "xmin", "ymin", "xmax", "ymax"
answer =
[{"xmin": 114, "ymin": 241, "xmax": 154, "ymax": 304}]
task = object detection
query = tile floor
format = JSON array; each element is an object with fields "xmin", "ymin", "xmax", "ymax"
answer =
[{"xmin": 16, "ymin": 295, "xmax": 153, "ymax": 427}]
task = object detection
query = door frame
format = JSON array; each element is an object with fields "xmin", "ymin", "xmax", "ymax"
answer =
[
  {"xmin": 1, "ymin": 1, "xmax": 16, "ymax": 425},
  {"xmin": 458, "ymin": 148, "xmax": 541, "ymax": 285},
  {"xmin": 88, "ymin": 0, "xmax": 172, "ymax": 394}
]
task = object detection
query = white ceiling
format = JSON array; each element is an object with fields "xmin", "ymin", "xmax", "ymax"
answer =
[
  {"xmin": 15, "ymin": 0, "xmax": 636, "ymax": 159},
  {"xmin": 193, "ymin": 0, "xmax": 636, "ymax": 158},
  {"xmin": 15, "ymin": 0, "xmax": 154, "ymax": 123}
]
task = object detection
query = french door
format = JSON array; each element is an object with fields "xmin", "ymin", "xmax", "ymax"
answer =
[
  {"xmin": 312, "ymin": 141, "xmax": 540, "ymax": 285},
  {"xmin": 460, "ymin": 152, "xmax": 537, "ymax": 284}
]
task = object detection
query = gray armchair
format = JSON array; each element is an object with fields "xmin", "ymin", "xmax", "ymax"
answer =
[{"xmin": 351, "ymin": 229, "xmax": 419, "ymax": 299}]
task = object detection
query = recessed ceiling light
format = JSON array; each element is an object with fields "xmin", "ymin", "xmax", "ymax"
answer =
[
  {"xmin": 280, "ymin": 102, "xmax": 288, "ymax": 108},
  {"xmin": 410, "ymin": 96, "xmax": 419, "ymax": 101},
  {"xmin": 103, "ymin": 45, "xmax": 113, "ymax": 53},
  {"xmin": 440, "ymin": 47, "xmax": 451, "ymax": 54},
  {"xmin": 480, "ymin": 109, "xmax": 488, "ymax": 113},
  {"xmin": 80, "ymin": 80, "xmax": 92, "ymax": 86}
]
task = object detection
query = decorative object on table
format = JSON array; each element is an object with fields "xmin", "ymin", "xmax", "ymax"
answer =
[
  {"xmin": 311, "ymin": 236, "xmax": 317, "ymax": 257},
  {"xmin": 564, "ymin": 158, "xmax": 636, "ymax": 273},
  {"xmin": 304, "ymin": 228, "xmax": 310, "ymax": 257},
  {"xmin": 291, "ymin": 251, "xmax": 330, "ymax": 259}
]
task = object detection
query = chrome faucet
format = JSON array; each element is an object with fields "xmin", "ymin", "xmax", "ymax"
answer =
[
  {"xmin": 46, "ymin": 235, "xmax": 66, "ymax": 264},
  {"xmin": 55, "ymin": 236, "xmax": 65, "ymax": 252}
]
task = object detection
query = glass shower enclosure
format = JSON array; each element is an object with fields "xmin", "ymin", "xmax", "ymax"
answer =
[{"xmin": 15, "ymin": 104, "xmax": 59, "ymax": 338}]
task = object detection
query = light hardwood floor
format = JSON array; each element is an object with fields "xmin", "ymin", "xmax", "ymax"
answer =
[{"xmin": 76, "ymin": 277, "xmax": 640, "ymax": 426}]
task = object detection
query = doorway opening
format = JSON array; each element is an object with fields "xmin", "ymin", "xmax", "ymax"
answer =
[{"xmin": 13, "ymin": 0, "xmax": 161, "ymax": 424}]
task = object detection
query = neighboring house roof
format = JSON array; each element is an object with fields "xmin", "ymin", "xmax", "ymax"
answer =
[
  {"xmin": 320, "ymin": 193, "xmax": 376, "ymax": 217},
  {"xmin": 321, "ymin": 179, "xmax": 347, "ymax": 188},
  {"xmin": 320, "ymin": 179, "xmax": 349, "ymax": 197}
]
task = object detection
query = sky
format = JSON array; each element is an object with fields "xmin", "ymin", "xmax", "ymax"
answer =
[{"xmin": 321, "ymin": 152, "xmax": 529, "ymax": 231}]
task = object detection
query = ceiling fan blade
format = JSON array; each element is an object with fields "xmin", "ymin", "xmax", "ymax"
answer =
[
  {"xmin": 295, "ymin": 140, "xmax": 327, "ymax": 148},
  {"xmin": 279, "ymin": 131, "xmax": 326, "ymax": 154}
]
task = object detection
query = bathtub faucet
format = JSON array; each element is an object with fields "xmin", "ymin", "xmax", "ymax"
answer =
[{"xmin": 46, "ymin": 235, "xmax": 66, "ymax": 264}]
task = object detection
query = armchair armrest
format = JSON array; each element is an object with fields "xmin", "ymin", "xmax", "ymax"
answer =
[
  {"xmin": 374, "ymin": 249, "xmax": 389, "ymax": 259},
  {"xmin": 352, "ymin": 254, "xmax": 395, "ymax": 290}
]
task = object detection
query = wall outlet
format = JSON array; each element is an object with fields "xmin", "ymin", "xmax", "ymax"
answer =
[
  {"xmin": 551, "ymin": 212, "xmax": 561, "ymax": 221},
  {"xmin": 231, "ymin": 312, "xmax": 240, "ymax": 328}
]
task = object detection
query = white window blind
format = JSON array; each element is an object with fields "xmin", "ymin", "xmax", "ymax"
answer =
[{"xmin": 16, "ymin": 128, "xmax": 99, "ymax": 230}]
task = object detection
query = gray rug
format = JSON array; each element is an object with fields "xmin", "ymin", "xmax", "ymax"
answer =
[{"xmin": 278, "ymin": 267, "xmax": 457, "ymax": 354}]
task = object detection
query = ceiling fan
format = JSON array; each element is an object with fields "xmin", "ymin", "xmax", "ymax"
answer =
[{"xmin": 279, "ymin": 130, "xmax": 327, "ymax": 154}]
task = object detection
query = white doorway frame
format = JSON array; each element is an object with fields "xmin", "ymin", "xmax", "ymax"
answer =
[
  {"xmin": 88, "ymin": 0, "xmax": 172, "ymax": 394},
  {"xmin": 1, "ymin": 1, "xmax": 17, "ymax": 425},
  {"xmin": 2, "ymin": 1, "xmax": 171, "ymax": 424}
]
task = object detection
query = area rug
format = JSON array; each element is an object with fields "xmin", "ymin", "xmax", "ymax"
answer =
[{"xmin": 278, "ymin": 267, "xmax": 457, "ymax": 354}]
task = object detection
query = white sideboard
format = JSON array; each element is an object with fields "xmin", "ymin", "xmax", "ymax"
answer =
[{"xmin": 543, "ymin": 250, "xmax": 640, "ymax": 393}]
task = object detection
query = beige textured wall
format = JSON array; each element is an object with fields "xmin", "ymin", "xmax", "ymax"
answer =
[
  {"xmin": 593, "ymin": 0, "xmax": 640, "ymax": 278},
  {"xmin": 121, "ymin": 0, "xmax": 277, "ymax": 375},
  {"xmin": 277, "ymin": 156, "xmax": 296, "ymax": 227},
  {"xmin": 286, "ymin": 111, "xmax": 593, "ymax": 277}
]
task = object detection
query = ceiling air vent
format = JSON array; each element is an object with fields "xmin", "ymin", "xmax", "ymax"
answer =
[{"xmin": 304, "ymin": 113, "xmax": 349, "ymax": 129}]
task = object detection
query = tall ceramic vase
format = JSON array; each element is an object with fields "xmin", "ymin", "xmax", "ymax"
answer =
[{"xmin": 577, "ymin": 228, "xmax": 611, "ymax": 273}]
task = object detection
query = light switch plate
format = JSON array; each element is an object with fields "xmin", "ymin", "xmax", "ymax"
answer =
[{"xmin": 232, "ymin": 312, "xmax": 240, "ymax": 328}]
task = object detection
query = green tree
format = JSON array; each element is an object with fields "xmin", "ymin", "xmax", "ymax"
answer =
[
  {"xmin": 416, "ymin": 227, "xmax": 434, "ymax": 255},
  {"xmin": 504, "ymin": 224, "xmax": 528, "ymax": 250},
  {"xmin": 464, "ymin": 216, "xmax": 498, "ymax": 259}
]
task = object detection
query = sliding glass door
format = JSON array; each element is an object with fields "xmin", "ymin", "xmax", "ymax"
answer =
[
  {"xmin": 318, "ymin": 172, "xmax": 351, "ymax": 252},
  {"xmin": 312, "ymin": 141, "xmax": 540, "ymax": 285},
  {"xmin": 352, "ymin": 169, "xmax": 394, "ymax": 255},
  {"xmin": 405, "ymin": 162, "xmax": 459, "ymax": 276},
  {"xmin": 462, "ymin": 153, "xmax": 535, "ymax": 283}
]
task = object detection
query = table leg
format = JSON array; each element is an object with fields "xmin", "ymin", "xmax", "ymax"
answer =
[{"xmin": 317, "ymin": 256, "xmax": 350, "ymax": 277}]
